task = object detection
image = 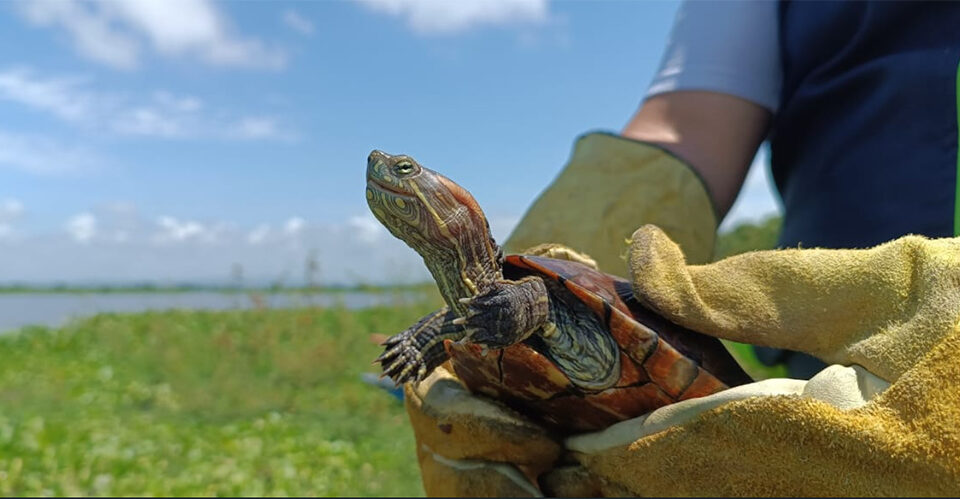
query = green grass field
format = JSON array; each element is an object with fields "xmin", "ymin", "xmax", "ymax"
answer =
[{"xmin": 0, "ymin": 293, "xmax": 443, "ymax": 496}]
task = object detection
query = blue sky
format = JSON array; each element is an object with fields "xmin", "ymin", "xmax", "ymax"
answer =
[{"xmin": 0, "ymin": 0, "xmax": 780, "ymax": 285}]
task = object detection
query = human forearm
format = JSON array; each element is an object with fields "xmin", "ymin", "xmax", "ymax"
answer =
[{"xmin": 622, "ymin": 91, "xmax": 771, "ymax": 218}]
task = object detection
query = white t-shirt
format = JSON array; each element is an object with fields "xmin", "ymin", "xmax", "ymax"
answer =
[{"xmin": 646, "ymin": 0, "xmax": 782, "ymax": 113}]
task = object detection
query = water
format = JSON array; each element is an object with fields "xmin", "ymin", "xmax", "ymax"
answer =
[{"xmin": 0, "ymin": 291, "xmax": 421, "ymax": 334}]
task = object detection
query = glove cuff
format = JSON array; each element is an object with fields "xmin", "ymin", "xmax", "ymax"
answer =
[{"xmin": 505, "ymin": 131, "xmax": 718, "ymax": 272}]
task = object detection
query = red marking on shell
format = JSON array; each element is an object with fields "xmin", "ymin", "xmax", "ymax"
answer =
[
  {"xmin": 445, "ymin": 341, "xmax": 508, "ymax": 400},
  {"xmin": 678, "ymin": 368, "xmax": 729, "ymax": 400},
  {"xmin": 614, "ymin": 352, "xmax": 649, "ymax": 387},
  {"xmin": 499, "ymin": 343, "xmax": 572, "ymax": 400},
  {"xmin": 584, "ymin": 382, "xmax": 675, "ymax": 421},
  {"xmin": 519, "ymin": 381, "xmax": 678, "ymax": 433},
  {"xmin": 607, "ymin": 307, "xmax": 658, "ymax": 365},
  {"xmin": 504, "ymin": 254, "xmax": 554, "ymax": 275},
  {"xmin": 446, "ymin": 340, "xmax": 571, "ymax": 402},
  {"xmin": 565, "ymin": 274, "xmax": 628, "ymax": 314},
  {"xmin": 530, "ymin": 394, "xmax": 623, "ymax": 432},
  {"xmin": 508, "ymin": 255, "xmax": 631, "ymax": 315},
  {"xmin": 643, "ymin": 339, "xmax": 699, "ymax": 399},
  {"xmin": 563, "ymin": 281, "xmax": 607, "ymax": 317}
]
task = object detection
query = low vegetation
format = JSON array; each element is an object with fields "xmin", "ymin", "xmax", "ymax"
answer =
[{"xmin": 0, "ymin": 294, "xmax": 441, "ymax": 496}]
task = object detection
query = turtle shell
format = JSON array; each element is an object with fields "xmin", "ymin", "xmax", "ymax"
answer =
[{"xmin": 444, "ymin": 254, "xmax": 752, "ymax": 433}]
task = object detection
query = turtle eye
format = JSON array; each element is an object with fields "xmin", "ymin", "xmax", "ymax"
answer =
[{"xmin": 395, "ymin": 162, "xmax": 415, "ymax": 175}]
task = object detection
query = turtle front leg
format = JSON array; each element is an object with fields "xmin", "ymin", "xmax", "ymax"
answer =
[
  {"xmin": 377, "ymin": 307, "xmax": 463, "ymax": 384},
  {"xmin": 454, "ymin": 276, "xmax": 550, "ymax": 349}
]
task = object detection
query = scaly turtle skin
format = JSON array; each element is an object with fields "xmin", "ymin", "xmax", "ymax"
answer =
[{"xmin": 366, "ymin": 150, "xmax": 751, "ymax": 432}]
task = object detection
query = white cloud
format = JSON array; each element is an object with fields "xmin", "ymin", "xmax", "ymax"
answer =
[
  {"xmin": 0, "ymin": 130, "xmax": 105, "ymax": 175},
  {"xmin": 354, "ymin": 0, "xmax": 549, "ymax": 34},
  {"xmin": 0, "ymin": 199, "xmax": 25, "ymax": 240},
  {"xmin": 245, "ymin": 217, "xmax": 306, "ymax": 246},
  {"xmin": 348, "ymin": 214, "xmax": 387, "ymax": 244},
  {"xmin": 0, "ymin": 210, "xmax": 434, "ymax": 285},
  {"xmin": 0, "ymin": 199, "xmax": 25, "ymax": 223},
  {"xmin": 282, "ymin": 9, "xmax": 315, "ymax": 36},
  {"xmin": 66, "ymin": 212, "xmax": 97, "ymax": 243},
  {"xmin": 0, "ymin": 68, "xmax": 291, "ymax": 141},
  {"xmin": 95, "ymin": 202, "xmax": 144, "ymax": 242},
  {"xmin": 0, "ymin": 69, "xmax": 94, "ymax": 121},
  {"xmin": 227, "ymin": 117, "xmax": 290, "ymax": 141},
  {"xmin": 153, "ymin": 91, "xmax": 203, "ymax": 112},
  {"xmin": 246, "ymin": 224, "xmax": 271, "ymax": 245},
  {"xmin": 283, "ymin": 217, "xmax": 306, "ymax": 235},
  {"xmin": 112, "ymin": 107, "xmax": 182, "ymax": 137},
  {"xmin": 17, "ymin": 0, "xmax": 140, "ymax": 70},
  {"xmin": 154, "ymin": 216, "xmax": 209, "ymax": 243},
  {"xmin": 16, "ymin": 0, "xmax": 286, "ymax": 70}
]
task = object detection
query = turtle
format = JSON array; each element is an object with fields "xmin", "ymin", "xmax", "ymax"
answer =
[{"xmin": 366, "ymin": 149, "xmax": 752, "ymax": 433}]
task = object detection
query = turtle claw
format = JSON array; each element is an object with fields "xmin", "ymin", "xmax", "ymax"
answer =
[
  {"xmin": 379, "ymin": 338, "xmax": 395, "ymax": 347},
  {"xmin": 452, "ymin": 317, "xmax": 466, "ymax": 326},
  {"xmin": 376, "ymin": 334, "xmax": 427, "ymax": 385},
  {"xmin": 374, "ymin": 308, "xmax": 458, "ymax": 386},
  {"xmin": 376, "ymin": 343, "xmax": 404, "ymax": 364},
  {"xmin": 464, "ymin": 327, "xmax": 505, "ymax": 349},
  {"xmin": 380, "ymin": 333, "xmax": 403, "ymax": 347},
  {"xmin": 382, "ymin": 358, "xmax": 407, "ymax": 380},
  {"xmin": 396, "ymin": 363, "xmax": 418, "ymax": 384}
]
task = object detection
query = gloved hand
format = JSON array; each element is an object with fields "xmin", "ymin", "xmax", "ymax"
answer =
[
  {"xmin": 504, "ymin": 132, "xmax": 718, "ymax": 272},
  {"xmin": 402, "ymin": 365, "xmax": 564, "ymax": 497},
  {"xmin": 565, "ymin": 225, "xmax": 960, "ymax": 496}
]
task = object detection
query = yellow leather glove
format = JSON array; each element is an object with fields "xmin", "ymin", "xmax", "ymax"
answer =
[
  {"xmin": 565, "ymin": 226, "xmax": 960, "ymax": 496},
  {"xmin": 504, "ymin": 132, "xmax": 718, "ymax": 272},
  {"xmin": 402, "ymin": 367, "xmax": 561, "ymax": 497}
]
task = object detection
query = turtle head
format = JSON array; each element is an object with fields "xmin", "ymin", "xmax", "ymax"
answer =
[
  {"xmin": 366, "ymin": 150, "xmax": 502, "ymax": 304},
  {"xmin": 366, "ymin": 149, "xmax": 491, "ymax": 253}
]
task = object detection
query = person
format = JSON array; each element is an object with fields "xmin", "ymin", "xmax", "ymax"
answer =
[{"xmin": 400, "ymin": 1, "xmax": 960, "ymax": 495}]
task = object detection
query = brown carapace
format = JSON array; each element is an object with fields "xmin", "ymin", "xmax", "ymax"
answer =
[{"xmin": 366, "ymin": 149, "xmax": 751, "ymax": 433}]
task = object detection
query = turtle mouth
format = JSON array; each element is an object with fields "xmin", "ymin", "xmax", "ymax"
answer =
[{"xmin": 367, "ymin": 178, "xmax": 415, "ymax": 200}]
